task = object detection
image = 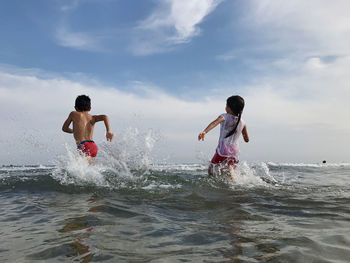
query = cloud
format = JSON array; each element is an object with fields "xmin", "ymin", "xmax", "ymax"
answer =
[
  {"xmin": 240, "ymin": 0, "xmax": 350, "ymax": 104},
  {"xmin": 54, "ymin": 0, "xmax": 114, "ymax": 52},
  {"xmin": 131, "ymin": 0, "xmax": 222, "ymax": 55},
  {"xmin": 217, "ymin": 0, "xmax": 350, "ymax": 70},
  {"xmin": 3, "ymin": 1, "xmax": 350, "ymax": 163},
  {"xmin": 0, "ymin": 69, "xmax": 222, "ymax": 164},
  {"xmin": 52, "ymin": 0, "xmax": 222, "ymax": 55},
  {"xmin": 213, "ymin": 1, "xmax": 350, "ymax": 161},
  {"xmin": 1, "ymin": 62, "xmax": 349, "ymax": 165},
  {"xmin": 249, "ymin": 0, "xmax": 350, "ymax": 55},
  {"xmin": 54, "ymin": 24, "xmax": 103, "ymax": 51},
  {"xmin": 60, "ymin": 0, "xmax": 82, "ymax": 12},
  {"xmin": 54, "ymin": 0, "xmax": 93, "ymax": 50}
]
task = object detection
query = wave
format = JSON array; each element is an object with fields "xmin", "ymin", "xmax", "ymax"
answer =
[
  {"xmin": 2, "ymin": 157, "xmax": 350, "ymax": 197},
  {"xmin": 0, "ymin": 165, "xmax": 53, "ymax": 171},
  {"xmin": 267, "ymin": 162, "xmax": 350, "ymax": 168},
  {"xmin": 0, "ymin": 161, "xmax": 277, "ymax": 193},
  {"xmin": 8, "ymin": 130, "xmax": 348, "ymax": 192}
]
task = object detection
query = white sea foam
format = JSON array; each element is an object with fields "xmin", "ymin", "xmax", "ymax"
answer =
[
  {"xmin": 142, "ymin": 183, "xmax": 182, "ymax": 190},
  {"xmin": 205, "ymin": 161, "xmax": 278, "ymax": 188},
  {"xmin": 0, "ymin": 165, "xmax": 52, "ymax": 171},
  {"xmin": 150, "ymin": 163, "xmax": 208, "ymax": 172},
  {"xmin": 229, "ymin": 162, "xmax": 270, "ymax": 186},
  {"xmin": 52, "ymin": 144, "xmax": 111, "ymax": 187},
  {"xmin": 98, "ymin": 127, "xmax": 158, "ymax": 173},
  {"xmin": 268, "ymin": 162, "xmax": 350, "ymax": 168},
  {"xmin": 49, "ymin": 126, "xmax": 348, "ymax": 190},
  {"xmin": 51, "ymin": 128, "xmax": 160, "ymax": 187}
]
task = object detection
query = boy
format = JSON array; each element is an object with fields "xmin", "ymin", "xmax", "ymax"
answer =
[{"xmin": 62, "ymin": 95, "xmax": 114, "ymax": 163}]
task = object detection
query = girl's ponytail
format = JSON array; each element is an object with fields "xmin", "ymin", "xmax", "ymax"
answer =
[
  {"xmin": 225, "ymin": 111, "xmax": 242, "ymax": 138},
  {"xmin": 225, "ymin": 95, "xmax": 244, "ymax": 138}
]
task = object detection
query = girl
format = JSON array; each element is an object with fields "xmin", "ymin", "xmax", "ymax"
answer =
[{"xmin": 198, "ymin": 95, "xmax": 249, "ymax": 176}]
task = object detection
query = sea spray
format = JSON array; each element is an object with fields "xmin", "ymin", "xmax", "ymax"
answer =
[
  {"xmin": 207, "ymin": 161, "xmax": 275, "ymax": 188},
  {"xmin": 52, "ymin": 128, "xmax": 161, "ymax": 188},
  {"xmin": 98, "ymin": 127, "xmax": 159, "ymax": 174},
  {"xmin": 50, "ymin": 127, "xmax": 285, "ymax": 191},
  {"xmin": 52, "ymin": 144, "xmax": 110, "ymax": 187},
  {"xmin": 231, "ymin": 162, "xmax": 268, "ymax": 186}
]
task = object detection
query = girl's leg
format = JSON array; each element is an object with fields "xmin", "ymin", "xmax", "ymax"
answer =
[
  {"xmin": 227, "ymin": 159, "xmax": 237, "ymax": 179},
  {"xmin": 228, "ymin": 164, "xmax": 235, "ymax": 177}
]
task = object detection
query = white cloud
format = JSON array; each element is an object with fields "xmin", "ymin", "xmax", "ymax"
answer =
[
  {"xmin": 132, "ymin": 0, "xmax": 222, "ymax": 55},
  {"xmin": 248, "ymin": 0, "xmax": 350, "ymax": 55},
  {"xmin": 3, "ymin": 1, "xmax": 350, "ymax": 164},
  {"xmin": 215, "ymin": 1, "xmax": 350, "ymax": 162},
  {"xmin": 1, "ymin": 64, "xmax": 349, "ymax": 165},
  {"xmin": 55, "ymin": 25, "xmax": 102, "ymax": 51},
  {"xmin": 0, "ymin": 70, "xmax": 221, "ymax": 164},
  {"xmin": 217, "ymin": 0, "xmax": 350, "ymax": 68},
  {"xmin": 60, "ymin": 0, "xmax": 82, "ymax": 12},
  {"xmin": 53, "ymin": 0, "xmax": 221, "ymax": 55}
]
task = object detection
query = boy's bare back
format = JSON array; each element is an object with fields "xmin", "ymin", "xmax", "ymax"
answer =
[
  {"xmin": 62, "ymin": 111, "xmax": 114, "ymax": 144},
  {"xmin": 65, "ymin": 111, "xmax": 95, "ymax": 144}
]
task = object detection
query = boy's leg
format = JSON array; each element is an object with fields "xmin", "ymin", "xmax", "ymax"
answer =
[
  {"xmin": 87, "ymin": 156, "xmax": 93, "ymax": 164},
  {"xmin": 208, "ymin": 163, "xmax": 213, "ymax": 176}
]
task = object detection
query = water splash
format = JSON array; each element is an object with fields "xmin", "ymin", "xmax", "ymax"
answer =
[
  {"xmin": 98, "ymin": 127, "xmax": 159, "ymax": 174},
  {"xmin": 207, "ymin": 161, "xmax": 279, "ymax": 188},
  {"xmin": 227, "ymin": 162, "xmax": 272, "ymax": 187},
  {"xmin": 51, "ymin": 128, "xmax": 160, "ymax": 188},
  {"xmin": 49, "ymin": 126, "xmax": 286, "ymax": 192},
  {"xmin": 52, "ymin": 145, "xmax": 110, "ymax": 187}
]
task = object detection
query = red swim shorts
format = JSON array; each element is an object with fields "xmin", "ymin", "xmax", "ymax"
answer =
[
  {"xmin": 211, "ymin": 151, "xmax": 237, "ymax": 166},
  {"xmin": 77, "ymin": 140, "xmax": 98, "ymax": 157}
]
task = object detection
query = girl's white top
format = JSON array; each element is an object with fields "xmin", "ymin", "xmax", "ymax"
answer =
[{"xmin": 216, "ymin": 113, "xmax": 245, "ymax": 159}]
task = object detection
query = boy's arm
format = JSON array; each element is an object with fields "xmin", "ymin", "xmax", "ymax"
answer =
[
  {"xmin": 242, "ymin": 125, "xmax": 249, "ymax": 142},
  {"xmin": 62, "ymin": 112, "xmax": 74, "ymax": 133},
  {"xmin": 198, "ymin": 116, "xmax": 224, "ymax": 141},
  {"xmin": 92, "ymin": 115, "xmax": 114, "ymax": 141}
]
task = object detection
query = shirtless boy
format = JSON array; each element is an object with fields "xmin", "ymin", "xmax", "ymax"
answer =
[{"xmin": 62, "ymin": 95, "xmax": 114, "ymax": 163}]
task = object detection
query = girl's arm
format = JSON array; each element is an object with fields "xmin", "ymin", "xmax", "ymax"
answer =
[
  {"xmin": 198, "ymin": 116, "xmax": 224, "ymax": 141},
  {"xmin": 242, "ymin": 125, "xmax": 249, "ymax": 142}
]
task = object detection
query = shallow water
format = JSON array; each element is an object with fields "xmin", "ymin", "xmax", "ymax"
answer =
[{"xmin": 1, "ymin": 159, "xmax": 350, "ymax": 262}]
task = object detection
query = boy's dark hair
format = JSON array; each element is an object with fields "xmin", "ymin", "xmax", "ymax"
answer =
[
  {"xmin": 225, "ymin": 95, "xmax": 245, "ymax": 138},
  {"xmin": 75, "ymin": 95, "xmax": 91, "ymax": 111}
]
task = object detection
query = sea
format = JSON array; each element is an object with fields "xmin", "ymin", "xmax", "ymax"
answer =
[{"xmin": 0, "ymin": 141, "xmax": 349, "ymax": 262}]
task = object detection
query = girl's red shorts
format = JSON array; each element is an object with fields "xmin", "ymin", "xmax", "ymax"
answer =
[{"xmin": 211, "ymin": 151, "xmax": 237, "ymax": 166}]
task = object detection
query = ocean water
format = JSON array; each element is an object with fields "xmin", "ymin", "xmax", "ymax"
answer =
[{"xmin": 0, "ymin": 139, "xmax": 350, "ymax": 262}]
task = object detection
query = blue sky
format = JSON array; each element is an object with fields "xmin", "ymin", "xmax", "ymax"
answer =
[
  {"xmin": 1, "ymin": 0, "xmax": 350, "ymax": 164},
  {"xmin": 0, "ymin": 0, "xmax": 268, "ymax": 95}
]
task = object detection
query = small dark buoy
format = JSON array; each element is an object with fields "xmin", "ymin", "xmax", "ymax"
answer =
[{"xmin": 322, "ymin": 160, "xmax": 326, "ymax": 164}]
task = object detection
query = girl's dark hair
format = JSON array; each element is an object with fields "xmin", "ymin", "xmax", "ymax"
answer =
[
  {"xmin": 225, "ymin": 95, "xmax": 245, "ymax": 138},
  {"xmin": 75, "ymin": 95, "xmax": 91, "ymax": 111}
]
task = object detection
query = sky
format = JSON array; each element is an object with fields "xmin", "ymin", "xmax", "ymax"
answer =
[{"xmin": 0, "ymin": 0, "xmax": 350, "ymax": 165}]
